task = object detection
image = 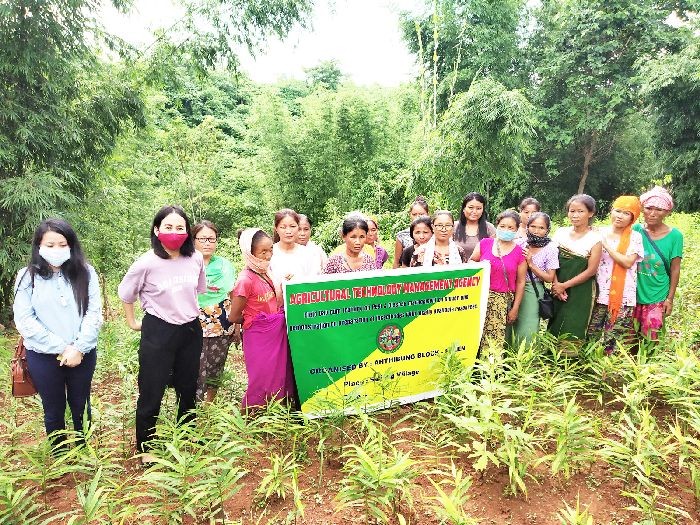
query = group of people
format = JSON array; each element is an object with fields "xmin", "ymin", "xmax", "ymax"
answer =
[{"xmin": 12, "ymin": 185, "xmax": 683, "ymax": 460}]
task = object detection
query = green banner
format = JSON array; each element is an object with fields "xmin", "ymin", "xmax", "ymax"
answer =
[{"xmin": 284, "ymin": 264, "xmax": 490, "ymax": 417}]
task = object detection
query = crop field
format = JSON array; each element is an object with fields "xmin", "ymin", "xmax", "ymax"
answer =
[{"xmin": 1, "ymin": 214, "xmax": 700, "ymax": 525}]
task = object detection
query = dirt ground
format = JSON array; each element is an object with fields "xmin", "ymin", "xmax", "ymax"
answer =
[{"xmin": 4, "ymin": 347, "xmax": 700, "ymax": 524}]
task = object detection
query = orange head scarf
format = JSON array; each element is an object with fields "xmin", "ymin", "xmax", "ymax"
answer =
[{"xmin": 608, "ymin": 196, "xmax": 642, "ymax": 323}]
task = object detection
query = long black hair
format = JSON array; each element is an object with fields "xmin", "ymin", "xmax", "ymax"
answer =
[
  {"xmin": 273, "ymin": 208, "xmax": 300, "ymax": 243},
  {"xmin": 454, "ymin": 192, "xmax": 489, "ymax": 242},
  {"xmin": 151, "ymin": 205, "xmax": 195, "ymax": 259},
  {"xmin": 25, "ymin": 218, "xmax": 91, "ymax": 316}
]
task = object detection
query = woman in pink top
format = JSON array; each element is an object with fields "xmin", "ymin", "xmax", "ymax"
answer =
[
  {"xmin": 471, "ymin": 210, "xmax": 527, "ymax": 351},
  {"xmin": 118, "ymin": 205, "xmax": 206, "ymax": 462},
  {"xmin": 228, "ymin": 228, "xmax": 295, "ymax": 409}
]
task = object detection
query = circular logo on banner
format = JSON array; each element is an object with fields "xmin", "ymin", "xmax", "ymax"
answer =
[{"xmin": 377, "ymin": 325, "xmax": 404, "ymax": 353}]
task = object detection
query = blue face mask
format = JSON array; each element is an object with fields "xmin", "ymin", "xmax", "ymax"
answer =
[{"xmin": 496, "ymin": 229, "xmax": 516, "ymax": 242}]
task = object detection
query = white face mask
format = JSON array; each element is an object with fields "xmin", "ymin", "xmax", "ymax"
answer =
[{"xmin": 39, "ymin": 246, "xmax": 71, "ymax": 267}]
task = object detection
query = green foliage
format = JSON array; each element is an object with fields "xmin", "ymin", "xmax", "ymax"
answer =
[
  {"xmin": 640, "ymin": 35, "xmax": 700, "ymax": 211},
  {"xmin": 537, "ymin": 397, "xmax": 599, "ymax": 479},
  {"xmin": 336, "ymin": 433, "xmax": 416, "ymax": 524},
  {"xmin": 557, "ymin": 496, "xmax": 594, "ymax": 525},
  {"xmin": 0, "ymin": 479, "xmax": 53, "ymax": 525},
  {"xmin": 305, "ymin": 59, "xmax": 344, "ymax": 91},
  {"xmin": 527, "ymin": 0, "xmax": 693, "ymax": 196},
  {"xmin": 427, "ymin": 462, "xmax": 476, "ymax": 525},
  {"xmin": 415, "ymin": 77, "xmax": 536, "ymax": 213},
  {"xmin": 402, "ymin": 0, "xmax": 528, "ymax": 112},
  {"xmin": 256, "ymin": 452, "xmax": 301, "ymax": 501},
  {"xmin": 253, "ymin": 84, "xmax": 418, "ymax": 224},
  {"xmin": 0, "ymin": 1, "xmax": 144, "ymax": 317}
]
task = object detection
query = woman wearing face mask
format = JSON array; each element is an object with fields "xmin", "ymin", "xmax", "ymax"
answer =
[
  {"xmin": 399, "ymin": 216, "xmax": 434, "ymax": 267},
  {"xmin": 13, "ymin": 219, "xmax": 103, "ymax": 449},
  {"xmin": 511, "ymin": 212, "xmax": 559, "ymax": 346},
  {"xmin": 118, "ymin": 205, "xmax": 206, "ymax": 461},
  {"xmin": 410, "ymin": 211, "xmax": 468, "ymax": 266},
  {"xmin": 632, "ymin": 187, "xmax": 684, "ymax": 343},
  {"xmin": 471, "ymin": 211, "xmax": 527, "ymax": 351},
  {"xmin": 297, "ymin": 214, "xmax": 328, "ymax": 273},
  {"xmin": 548, "ymin": 194, "xmax": 602, "ymax": 349},
  {"xmin": 587, "ymin": 196, "xmax": 644, "ymax": 354},
  {"xmin": 270, "ymin": 209, "xmax": 317, "ymax": 283},
  {"xmin": 228, "ymin": 228, "xmax": 294, "ymax": 408}
]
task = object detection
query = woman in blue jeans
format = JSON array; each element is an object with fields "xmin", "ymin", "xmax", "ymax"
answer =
[{"xmin": 13, "ymin": 219, "xmax": 103, "ymax": 449}]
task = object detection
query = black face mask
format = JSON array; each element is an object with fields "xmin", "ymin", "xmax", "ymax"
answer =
[{"xmin": 526, "ymin": 230, "xmax": 551, "ymax": 248}]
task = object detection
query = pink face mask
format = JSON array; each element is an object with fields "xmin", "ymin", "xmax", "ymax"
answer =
[{"xmin": 158, "ymin": 232, "xmax": 188, "ymax": 251}]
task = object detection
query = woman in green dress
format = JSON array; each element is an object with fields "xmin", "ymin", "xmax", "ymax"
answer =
[{"xmin": 548, "ymin": 195, "xmax": 602, "ymax": 351}]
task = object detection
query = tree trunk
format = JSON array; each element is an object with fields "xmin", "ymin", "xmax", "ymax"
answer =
[{"xmin": 578, "ymin": 131, "xmax": 597, "ymax": 194}]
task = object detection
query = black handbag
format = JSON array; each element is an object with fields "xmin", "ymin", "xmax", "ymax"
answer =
[{"xmin": 527, "ymin": 269, "xmax": 554, "ymax": 319}]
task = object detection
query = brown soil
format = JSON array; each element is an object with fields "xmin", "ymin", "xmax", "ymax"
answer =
[{"xmin": 2, "ymin": 343, "xmax": 699, "ymax": 524}]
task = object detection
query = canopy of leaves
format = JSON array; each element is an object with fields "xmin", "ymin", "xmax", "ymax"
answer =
[
  {"xmin": 640, "ymin": 36, "xmax": 700, "ymax": 211},
  {"xmin": 414, "ymin": 77, "xmax": 537, "ymax": 213},
  {"xmin": 0, "ymin": 1, "xmax": 144, "ymax": 313}
]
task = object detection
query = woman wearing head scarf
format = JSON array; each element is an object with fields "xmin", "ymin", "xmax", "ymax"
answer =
[
  {"xmin": 228, "ymin": 228, "xmax": 295, "ymax": 409},
  {"xmin": 632, "ymin": 186, "xmax": 684, "ymax": 342},
  {"xmin": 587, "ymin": 196, "xmax": 644, "ymax": 354}
]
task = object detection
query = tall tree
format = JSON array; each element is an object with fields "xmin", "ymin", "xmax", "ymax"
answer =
[
  {"xmin": 414, "ymin": 77, "xmax": 536, "ymax": 213},
  {"xmin": 401, "ymin": 0, "xmax": 527, "ymax": 113},
  {"xmin": 640, "ymin": 35, "xmax": 700, "ymax": 211},
  {"xmin": 305, "ymin": 60, "xmax": 344, "ymax": 91},
  {"xmin": 0, "ymin": 0, "xmax": 144, "ymax": 316},
  {"xmin": 528, "ymin": 0, "xmax": 695, "ymax": 195}
]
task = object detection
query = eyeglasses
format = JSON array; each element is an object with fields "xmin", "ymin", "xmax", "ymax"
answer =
[
  {"xmin": 195, "ymin": 237, "xmax": 217, "ymax": 244},
  {"xmin": 433, "ymin": 224, "xmax": 453, "ymax": 231}
]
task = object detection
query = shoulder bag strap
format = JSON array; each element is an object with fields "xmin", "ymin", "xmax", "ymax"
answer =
[
  {"xmin": 526, "ymin": 268, "xmax": 541, "ymax": 299},
  {"xmin": 641, "ymin": 228, "xmax": 671, "ymax": 276},
  {"xmin": 14, "ymin": 336, "xmax": 26, "ymax": 359}
]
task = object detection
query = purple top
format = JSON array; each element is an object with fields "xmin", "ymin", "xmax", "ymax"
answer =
[
  {"xmin": 374, "ymin": 245, "xmax": 388, "ymax": 269},
  {"xmin": 479, "ymin": 238, "xmax": 525, "ymax": 293},
  {"xmin": 516, "ymin": 239, "xmax": 560, "ymax": 282},
  {"xmin": 118, "ymin": 250, "xmax": 206, "ymax": 325}
]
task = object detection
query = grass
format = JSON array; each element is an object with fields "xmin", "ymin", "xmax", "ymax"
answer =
[{"xmin": 0, "ymin": 212, "xmax": 699, "ymax": 524}]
